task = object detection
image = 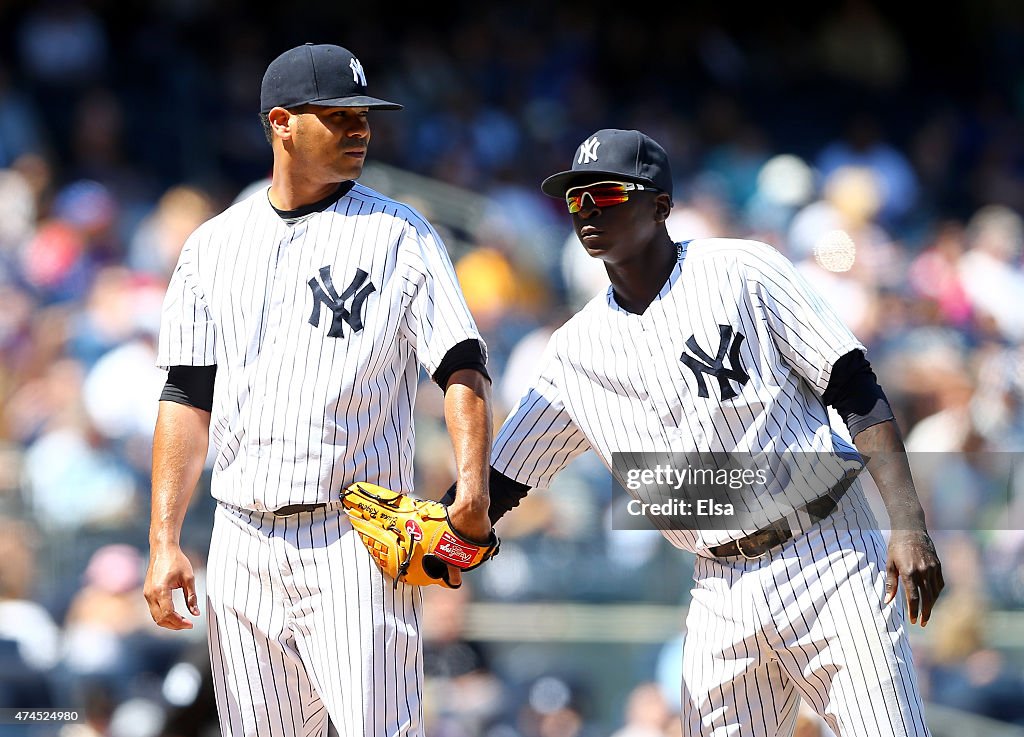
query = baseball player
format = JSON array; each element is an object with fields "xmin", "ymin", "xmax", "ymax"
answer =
[
  {"xmin": 464, "ymin": 129, "xmax": 943, "ymax": 736},
  {"xmin": 143, "ymin": 43, "xmax": 493, "ymax": 737}
]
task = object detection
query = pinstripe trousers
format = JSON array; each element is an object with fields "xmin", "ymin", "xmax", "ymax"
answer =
[
  {"xmin": 682, "ymin": 482, "xmax": 930, "ymax": 737},
  {"xmin": 206, "ymin": 502, "xmax": 424, "ymax": 737}
]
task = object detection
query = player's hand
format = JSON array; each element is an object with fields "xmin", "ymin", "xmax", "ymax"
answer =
[
  {"xmin": 445, "ymin": 496, "xmax": 492, "ymax": 588},
  {"xmin": 446, "ymin": 496, "xmax": 492, "ymax": 543},
  {"xmin": 884, "ymin": 529, "xmax": 944, "ymax": 627},
  {"xmin": 144, "ymin": 543, "xmax": 201, "ymax": 630}
]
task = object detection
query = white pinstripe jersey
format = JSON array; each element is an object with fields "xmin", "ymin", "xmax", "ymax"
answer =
[
  {"xmin": 157, "ymin": 183, "xmax": 484, "ymax": 512},
  {"xmin": 492, "ymin": 238, "xmax": 865, "ymax": 554}
]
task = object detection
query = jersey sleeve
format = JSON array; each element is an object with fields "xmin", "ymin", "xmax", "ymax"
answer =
[
  {"xmin": 399, "ymin": 218, "xmax": 486, "ymax": 375},
  {"xmin": 747, "ymin": 246, "xmax": 865, "ymax": 396},
  {"xmin": 491, "ymin": 338, "xmax": 591, "ymax": 489},
  {"xmin": 156, "ymin": 232, "xmax": 217, "ymax": 369}
]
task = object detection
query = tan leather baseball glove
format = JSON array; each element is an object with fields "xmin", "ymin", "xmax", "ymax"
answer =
[{"xmin": 340, "ymin": 482, "xmax": 499, "ymax": 589}]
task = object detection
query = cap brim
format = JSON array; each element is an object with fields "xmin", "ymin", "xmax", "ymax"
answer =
[
  {"xmin": 261, "ymin": 95, "xmax": 403, "ymax": 113},
  {"xmin": 540, "ymin": 170, "xmax": 655, "ymax": 198},
  {"xmin": 316, "ymin": 95, "xmax": 403, "ymax": 110}
]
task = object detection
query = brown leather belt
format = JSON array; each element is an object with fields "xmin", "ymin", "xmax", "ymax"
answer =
[
  {"xmin": 707, "ymin": 487, "xmax": 847, "ymax": 559},
  {"xmin": 273, "ymin": 503, "xmax": 328, "ymax": 517}
]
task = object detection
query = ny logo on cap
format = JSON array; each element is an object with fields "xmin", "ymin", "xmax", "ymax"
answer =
[
  {"xmin": 350, "ymin": 57, "xmax": 367, "ymax": 86},
  {"xmin": 577, "ymin": 136, "xmax": 601, "ymax": 164}
]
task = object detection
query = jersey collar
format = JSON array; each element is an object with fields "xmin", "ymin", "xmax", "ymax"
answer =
[
  {"xmin": 606, "ymin": 240, "xmax": 689, "ymax": 316},
  {"xmin": 268, "ymin": 181, "xmax": 355, "ymax": 221}
]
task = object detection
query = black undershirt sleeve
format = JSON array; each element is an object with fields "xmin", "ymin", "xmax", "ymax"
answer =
[
  {"xmin": 822, "ymin": 350, "xmax": 895, "ymax": 438},
  {"xmin": 441, "ymin": 467, "xmax": 531, "ymax": 525},
  {"xmin": 433, "ymin": 338, "xmax": 490, "ymax": 390},
  {"xmin": 160, "ymin": 365, "xmax": 217, "ymax": 412}
]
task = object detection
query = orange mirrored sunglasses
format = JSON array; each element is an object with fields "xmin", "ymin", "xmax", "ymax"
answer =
[{"xmin": 564, "ymin": 180, "xmax": 658, "ymax": 213}]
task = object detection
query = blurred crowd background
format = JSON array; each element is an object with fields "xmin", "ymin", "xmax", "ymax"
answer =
[{"xmin": 0, "ymin": 0, "xmax": 1023, "ymax": 735}]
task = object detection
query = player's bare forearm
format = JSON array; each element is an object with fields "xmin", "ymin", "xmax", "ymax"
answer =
[
  {"xmin": 150, "ymin": 400, "xmax": 211, "ymax": 545},
  {"xmin": 852, "ymin": 420, "xmax": 927, "ymax": 531},
  {"xmin": 852, "ymin": 419, "xmax": 944, "ymax": 625},
  {"xmin": 443, "ymin": 368, "xmax": 493, "ymax": 540},
  {"xmin": 145, "ymin": 400, "xmax": 210, "ymax": 630}
]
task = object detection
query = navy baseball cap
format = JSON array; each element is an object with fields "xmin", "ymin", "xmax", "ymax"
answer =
[
  {"xmin": 541, "ymin": 129, "xmax": 673, "ymax": 199},
  {"xmin": 260, "ymin": 43, "xmax": 402, "ymax": 113}
]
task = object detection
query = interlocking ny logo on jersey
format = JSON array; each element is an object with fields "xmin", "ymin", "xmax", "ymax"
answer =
[
  {"xmin": 577, "ymin": 136, "xmax": 600, "ymax": 164},
  {"xmin": 307, "ymin": 266, "xmax": 376, "ymax": 338},
  {"xmin": 680, "ymin": 325, "xmax": 750, "ymax": 400},
  {"xmin": 350, "ymin": 57, "xmax": 367, "ymax": 86}
]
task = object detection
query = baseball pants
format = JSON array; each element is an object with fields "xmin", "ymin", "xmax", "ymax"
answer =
[
  {"xmin": 206, "ymin": 502, "xmax": 424, "ymax": 737},
  {"xmin": 682, "ymin": 482, "xmax": 931, "ymax": 737}
]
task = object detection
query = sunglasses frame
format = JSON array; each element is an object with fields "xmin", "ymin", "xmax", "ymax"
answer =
[{"xmin": 564, "ymin": 180, "xmax": 659, "ymax": 213}]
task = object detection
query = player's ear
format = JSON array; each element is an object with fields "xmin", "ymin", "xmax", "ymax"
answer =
[
  {"xmin": 268, "ymin": 107, "xmax": 295, "ymax": 141},
  {"xmin": 653, "ymin": 192, "xmax": 673, "ymax": 223}
]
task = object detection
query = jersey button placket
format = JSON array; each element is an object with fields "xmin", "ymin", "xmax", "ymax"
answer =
[
  {"xmin": 651, "ymin": 325, "xmax": 680, "ymax": 428},
  {"xmin": 631, "ymin": 311, "xmax": 674, "ymax": 450},
  {"xmin": 248, "ymin": 227, "xmax": 302, "ymax": 457}
]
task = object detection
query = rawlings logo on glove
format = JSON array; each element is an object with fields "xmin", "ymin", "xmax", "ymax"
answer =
[
  {"xmin": 340, "ymin": 482, "xmax": 500, "ymax": 589},
  {"xmin": 434, "ymin": 533, "xmax": 476, "ymax": 564}
]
